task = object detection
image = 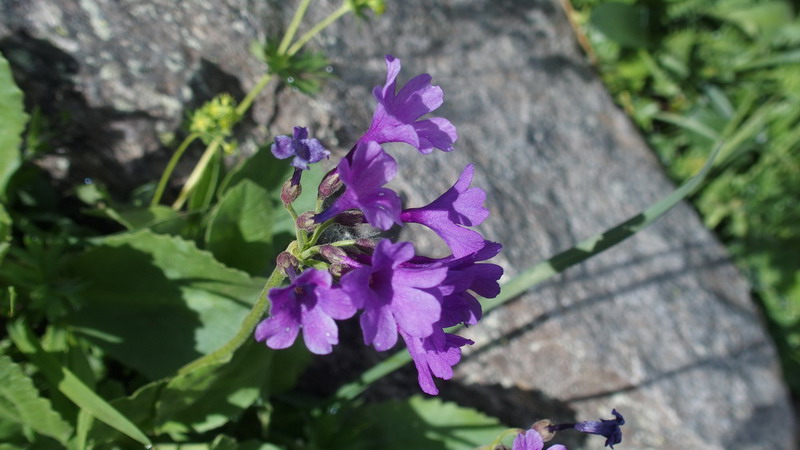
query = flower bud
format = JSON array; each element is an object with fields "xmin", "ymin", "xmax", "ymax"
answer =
[
  {"xmin": 318, "ymin": 168, "xmax": 342, "ymax": 199},
  {"xmin": 276, "ymin": 252, "xmax": 299, "ymax": 277},
  {"xmin": 281, "ymin": 179, "xmax": 302, "ymax": 205},
  {"xmin": 320, "ymin": 245, "xmax": 348, "ymax": 264},
  {"xmin": 355, "ymin": 238, "xmax": 376, "ymax": 250},
  {"xmin": 531, "ymin": 420, "xmax": 556, "ymax": 442},
  {"xmin": 335, "ymin": 210, "xmax": 365, "ymax": 226},
  {"xmin": 296, "ymin": 211, "xmax": 316, "ymax": 232},
  {"xmin": 328, "ymin": 263, "xmax": 344, "ymax": 278}
]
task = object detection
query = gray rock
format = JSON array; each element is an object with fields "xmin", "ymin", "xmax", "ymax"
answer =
[{"xmin": 2, "ymin": 0, "xmax": 795, "ymax": 448}]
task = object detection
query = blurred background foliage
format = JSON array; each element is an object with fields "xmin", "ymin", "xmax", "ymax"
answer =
[{"xmin": 568, "ymin": 0, "xmax": 800, "ymax": 393}]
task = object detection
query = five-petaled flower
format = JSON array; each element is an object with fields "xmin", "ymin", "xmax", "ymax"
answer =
[{"xmin": 271, "ymin": 126, "xmax": 330, "ymax": 170}]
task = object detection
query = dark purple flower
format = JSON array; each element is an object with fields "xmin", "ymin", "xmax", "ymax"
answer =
[
  {"xmin": 513, "ymin": 429, "xmax": 567, "ymax": 450},
  {"xmin": 359, "ymin": 55, "xmax": 457, "ymax": 154},
  {"xmin": 340, "ymin": 239, "xmax": 447, "ymax": 351},
  {"xmin": 574, "ymin": 409, "xmax": 624, "ymax": 448},
  {"xmin": 314, "ymin": 140, "xmax": 401, "ymax": 231},
  {"xmin": 400, "ymin": 164, "xmax": 489, "ymax": 258},
  {"xmin": 255, "ymin": 268, "xmax": 355, "ymax": 355},
  {"xmin": 400, "ymin": 328, "xmax": 473, "ymax": 395},
  {"xmin": 271, "ymin": 126, "xmax": 330, "ymax": 170}
]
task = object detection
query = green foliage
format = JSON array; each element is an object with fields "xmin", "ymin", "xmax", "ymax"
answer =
[
  {"xmin": 0, "ymin": 52, "xmax": 27, "ymax": 199},
  {"xmin": 572, "ymin": 0, "xmax": 800, "ymax": 391},
  {"xmin": 0, "ymin": 355, "xmax": 73, "ymax": 444},
  {"xmin": 65, "ymin": 230, "xmax": 264, "ymax": 379},
  {"xmin": 311, "ymin": 396, "xmax": 507, "ymax": 450},
  {"xmin": 253, "ymin": 40, "xmax": 333, "ymax": 95}
]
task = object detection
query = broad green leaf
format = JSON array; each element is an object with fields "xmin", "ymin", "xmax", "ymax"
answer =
[
  {"xmin": 590, "ymin": 2, "xmax": 652, "ymax": 48},
  {"xmin": 85, "ymin": 379, "xmax": 166, "ymax": 446},
  {"xmin": 156, "ymin": 340, "xmax": 272, "ymax": 434},
  {"xmin": 708, "ymin": 1, "xmax": 793, "ymax": 37},
  {"xmin": 205, "ymin": 180, "xmax": 274, "ymax": 276},
  {"xmin": 0, "ymin": 53, "xmax": 27, "ymax": 198},
  {"xmin": 223, "ymin": 145, "xmax": 288, "ymax": 196},
  {"xmin": 316, "ymin": 396, "xmax": 506, "ymax": 450},
  {"xmin": 66, "ymin": 230, "xmax": 263, "ymax": 379},
  {"xmin": 7, "ymin": 320, "xmax": 151, "ymax": 446},
  {"xmin": 0, "ymin": 355, "xmax": 73, "ymax": 444},
  {"xmin": 0, "ymin": 203, "xmax": 10, "ymax": 264}
]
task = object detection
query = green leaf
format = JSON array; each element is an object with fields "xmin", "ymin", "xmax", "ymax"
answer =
[
  {"xmin": 317, "ymin": 396, "xmax": 506, "ymax": 450},
  {"xmin": 0, "ymin": 52, "xmax": 27, "ymax": 198},
  {"xmin": 66, "ymin": 230, "xmax": 264, "ymax": 379},
  {"xmin": 205, "ymin": 180, "xmax": 274, "ymax": 276},
  {"xmin": 155, "ymin": 340, "xmax": 272, "ymax": 434},
  {"xmin": 0, "ymin": 203, "xmax": 11, "ymax": 264},
  {"xmin": 0, "ymin": 355, "xmax": 73, "ymax": 444},
  {"xmin": 85, "ymin": 379, "xmax": 167, "ymax": 446},
  {"xmin": 7, "ymin": 320, "xmax": 151, "ymax": 446},
  {"xmin": 590, "ymin": 2, "xmax": 652, "ymax": 48}
]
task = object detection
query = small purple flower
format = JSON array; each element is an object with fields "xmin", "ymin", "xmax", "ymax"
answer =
[
  {"xmin": 573, "ymin": 409, "xmax": 624, "ymax": 448},
  {"xmin": 314, "ymin": 140, "xmax": 401, "ymax": 231},
  {"xmin": 271, "ymin": 126, "xmax": 330, "ymax": 170},
  {"xmin": 360, "ymin": 55, "xmax": 457, "ymax": 154},
  {"xmin": 255, "ymin": 268, "xmax": 355, "ymax": 355},
  {"xmin": 400, "ymin": 328, "xmax": 473, "ymax": 395},
  {"xmin": 513, "ymin": 429, "xmax": 567, "ymax": 450},
  {"xmin": 400, "ymin": 164, "xmax": 489, "ymax": 258},
  {"xmin": 340, "ymin": 239, "xmax": 447, "ymax": 351}
]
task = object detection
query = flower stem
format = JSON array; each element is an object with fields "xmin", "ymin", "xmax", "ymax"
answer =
[
  {"xmin": 286, "ymin": 2, "xmax": 350, "ymax": 57},
  {"xmin": 177, "ymin": 266, "xmax": 286, "ymax": 374},
  {"xmin": 151, "ymin": 133, "xmax": 201, "ymax": 206},
  {"xmin": 171, "ymin": 138, "xmax": 222, "ymax": 210},
  {"xmin": 235, "ymin": 73, "xmax": 274, "ymax": 118},
  {"xmin": 278, "ymin": 0, "xmax": 313, "ymax": 55}
]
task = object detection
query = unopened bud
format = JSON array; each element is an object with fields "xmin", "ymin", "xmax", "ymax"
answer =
[
  {"xmin": 276, "ymin": 252, "xmax": 299, "ymax": 277},
  {"xmin": 328, "ymin": 263, "xmax": 344, "ymax": 278},
  {"xmin": 296, "ymin": 211, "xmax": 316, "ymax": 232},
  {"xmin": 281, "ymin": 179, "xmax": 302, "ymax": 205},
  {"xmin": 335, "ymin": 210, "xmax": 365, "ymax": 226},
  {"xmin": 355, "ymin": 238, "xmax": 376, "ymax": 250},
  {"xmin": 318, "ymin": 168, "xmax": 342, "ymax": 198},
  {"xmin": 531, "ymin": 420, "xmax": 556, "ymax": 442},
  {"xmin": 320, "ymin": 245, "xmax": 348, "ymax": 264}
]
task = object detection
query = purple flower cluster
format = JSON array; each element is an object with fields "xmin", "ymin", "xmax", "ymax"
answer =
[{"xmin": 256, "ymin": 55, "xmax": 502, "ymax": 395}]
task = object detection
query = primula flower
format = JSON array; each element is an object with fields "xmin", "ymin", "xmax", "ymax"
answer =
[
  {"xmin": 255, "ymin": 268, "xmax": 355, "ymax": 355},
  {"xmin": 360, "ymin": 54, "xmax": 457, "ymax": 154},
  {"xmin": 573, "ymin": 409, "xmax": 625, "ymax": 448},
  {"xmin": 339, "ymin": 239, "xmax": 447, "ymax": 351},
  {"xmin": 400, "ymin": 328, "xmax": 473, "ymax": 395},
  {"xmin": 314, "ymin": 140, "xmax": 402, "ymax": 230},
  {"xmin": 271, "ymin": 126, "xmax": 330, "ymax": 170},
  {"xmin": 513, "ymin": 429, "xmax": 567, "ymax": 450},
  {"xmin": 400, "ymin": 164, "xmax": 489, "ymax": 258}
]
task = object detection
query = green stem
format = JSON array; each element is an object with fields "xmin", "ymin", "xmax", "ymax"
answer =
[
  {"xmin": 278, "ymin": 0, "xmax": 313, "ymax": 54},
  {"xmin": 236, "ymin": 73, "xmax": 274, "ymax": 118},
  {"xmin": 286, "ymin": 3, "xmax": 350, "ymax": 56},
  {"xmin": 171, "ymin": 138, "xmax": 222, "ymax": 210},
  {"xmin": 330, "ymin": 143, "xmax": 722, "ymax": 403},
  {"xmin": 151, "ymin": 133, "xmax": 200, "ymax": 206},
  {"xmin": 177, "ymin": 266, "xmax": 286, "ymax": 374}
]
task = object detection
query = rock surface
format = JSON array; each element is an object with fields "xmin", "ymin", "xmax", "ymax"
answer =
[{"xmin": 1, "ymin": 0, "xmax": 796, "ymax": 448}]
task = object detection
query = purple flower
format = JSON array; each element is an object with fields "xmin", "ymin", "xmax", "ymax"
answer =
[
  {"xmin": 573, "ymin": 409, "xmax": 624, "ymax": 448},
  {"xmin": 359, "ymin": 55, "xmax": 457, "ymax": 154},
  {"xmin": 340, "ymin": 239, "xmax": 447, "ymax": 351},
  {"xmin": 401, "ymin": 328, "xmax": 473, "ymax": 395},
  {"xmin": 314, "ymin": 140, "xmax": 401, "ymax": 231},
  {"xmin": 271, "ymin": 126, "xmax": 330, "ymax": 170},
  {"xmin": 513, "ymin": 429, "xmax": 567, "ymax": 450},
  {"xmin": 255, "ymin": 268, "xmax": 355, "ymax": 355},
  {"xmin": 400, "ymin": 164, "xmax": 489, "ymax": 258}
]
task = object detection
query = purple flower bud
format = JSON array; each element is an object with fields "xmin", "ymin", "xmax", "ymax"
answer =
[
  {"xmin": 281, "ymin": 179, "xmax": 302, "ymax": 205},
  {"xmin": 320, "ymin": 244, "xmax": 348, "ymax": 264},
  {"xmin": 318, "ymin": 168, "xmax": 343, "ymax": 199},
  {"xmin": 296, "ymin": 211, "xmax": 316, "ymax": 232},
  {"xmin": 512, "ymin": 429, "xmax": 567, "ymax": 450},
  {"xmin": 276, "ymin": 251, "xmax": 299, "ymax": 276},
  {"xmin": 271, "ymin": 126, "xmax": 330, "ymax": 170}
]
